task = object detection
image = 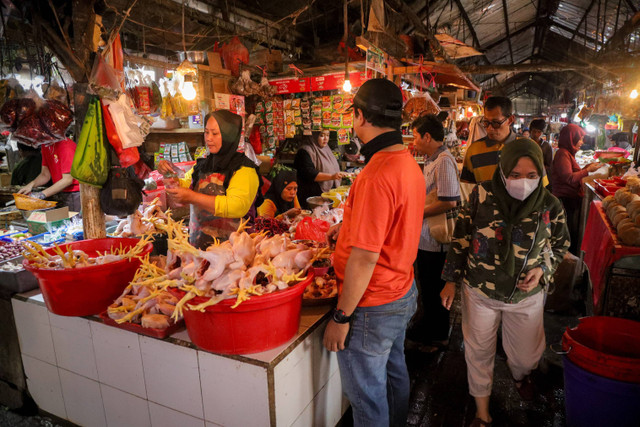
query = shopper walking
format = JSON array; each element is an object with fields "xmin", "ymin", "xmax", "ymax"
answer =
[
  {"xmin": 408, "ymin": 114, "xmax": 460, "ymax": 351},
  {"xmin": 441, "ymin": 139, "xmax": 570, "ymax": 427},
  {"xmin": 460, "ymin": 96, "xmax": 516, "ymax": 184},
  {"xmin": 529, "ymin": 119, "xmax": 553, "ymax": 186},
  {"xmin": 323, "ymin": 78, "xmax": 425, "ymax": 427}
]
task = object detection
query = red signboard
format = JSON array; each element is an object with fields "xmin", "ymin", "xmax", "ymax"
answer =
[{"xmin": 270, "ymin": 71, "xmax": 367, "ymax": 95}]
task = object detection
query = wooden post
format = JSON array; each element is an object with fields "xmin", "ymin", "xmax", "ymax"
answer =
[
  {"xmin": 74, "ymin": 82, "xmax": 106, "ymax": 239},
  {"xmin": 80, "ymin": 185, "xmax": 105, "ymax": 239}
]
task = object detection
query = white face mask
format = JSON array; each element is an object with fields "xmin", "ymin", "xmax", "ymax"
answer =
[{"xmin": 501, "ymin": 170, "xmax": 540, "ymax": 201}]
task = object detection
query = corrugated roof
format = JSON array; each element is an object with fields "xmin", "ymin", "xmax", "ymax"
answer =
[{"xmin": 419, "ymin": 0, "xmax": 639, "ymax": 101}]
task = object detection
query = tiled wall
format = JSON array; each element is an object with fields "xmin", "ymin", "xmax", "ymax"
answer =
[{"xmin": 12, "ymin": 296, "xmax": 345, "ymax": 427}]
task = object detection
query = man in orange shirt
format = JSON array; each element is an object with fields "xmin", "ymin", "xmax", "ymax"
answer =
[{"xmin": 323, "ymin": 79, "xmax": 426, "ymax": 427}]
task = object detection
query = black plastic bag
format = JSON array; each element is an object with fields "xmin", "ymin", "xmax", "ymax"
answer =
[{"xmin": 100, "ymin": 148, "xmax": 145, "ymax": 216}]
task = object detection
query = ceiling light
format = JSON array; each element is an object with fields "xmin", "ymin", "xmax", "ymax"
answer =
[
  {"xmin": 343, "ymin": 79, "xmax": 352, "ymax": 93},
  {"xmin": 561, "ymin": 113, "xmax": 567, "ymax": 118},
  {"xmin": 630, "ymin": 89, "xmax": 638, "ymax": 99},
  {"xmin": 182, "ymin": 74, "xmax": 197, "ymax": 101}
]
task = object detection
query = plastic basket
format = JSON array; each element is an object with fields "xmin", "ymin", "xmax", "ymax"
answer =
[
  {"xmin": 23, "ymin": 238, "xmax": 152, "ymax": 316},
  {"xmin": 171, "ymin": 274, "xmax": 313, "ymax": 355}
]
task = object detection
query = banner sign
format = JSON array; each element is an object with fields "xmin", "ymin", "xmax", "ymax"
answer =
[{"xmin": 270, "ymin": 71, "xmax": 366, "ymax": 95}]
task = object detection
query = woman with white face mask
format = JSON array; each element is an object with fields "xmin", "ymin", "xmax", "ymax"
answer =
[{"xmin": 439, "ymin": 138, "xmax": 570, "ymax": 427}]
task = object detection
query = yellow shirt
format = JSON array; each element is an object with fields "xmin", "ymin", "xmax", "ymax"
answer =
[
  {"xmin": 213, "ymin": 167, "xmax": 260, "ymax": 218},
  {"xmin": 179, "ymin": 165, "xmax": 259, "ymax": 218},
  {"xmin": 257, "ymin": 197, "xmax": 301, "ymax": 219}
]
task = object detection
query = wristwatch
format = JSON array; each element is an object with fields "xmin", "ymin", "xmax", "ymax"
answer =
[{"xmin": 331, "ymin": 308, "xmax": 352, "ymax": 324}]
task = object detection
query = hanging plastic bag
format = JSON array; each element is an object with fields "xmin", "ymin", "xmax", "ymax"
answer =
[
  {"xmin": 294, "ymin": 217, "xmax": 331, "ymax": 242},
  {"xmin": 101, "ymin": 99, "xmax": 139, "ymax": 167},
  {"xmin": 100, "ymin": 149, "xmax": 145, "ymax": 216},
  {"xmin": 39, "ymin": 100, "xmax": 73, "ymax": 139},
  {"xmin": 71, "ymin": 96, "xmax": 110, "ymax": 187},
  {"xmin": 13, "ymin": 114, "xmax": 58, "ymax": 146},
  {"xmin": 89, "ymin": 54, "xmax": 122, "ymax": 99},
  {"xmin": 103, "ymin": 94, "xmax": 147, "ymax": 148},
  {"xmin": 220, "ymin": 37, "xmax": 249, "ymax": 76}
]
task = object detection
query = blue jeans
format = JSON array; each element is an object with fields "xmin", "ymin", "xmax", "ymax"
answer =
[{"xmin": 337, "ymin": 283, "xmax": 417, "ymax": 427}]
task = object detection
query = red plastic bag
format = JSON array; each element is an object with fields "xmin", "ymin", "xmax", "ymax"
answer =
[
  {"xmin": 39, "ymin": 100, "xmax": 73, "ymax": 138},
  {"xmin": 14, "ymin": 114, "xmax": 57, "ymax": 146},
  {"xmin": 0, "ymin": 98, "xmax": 36, "ymax": 131},
  {"xmin": 294, "ymin": 217, "xmax": 331, "ymax": 242},
  {"xmin": 220, "ymin": 37, "xmax": 249, "ymax": 76},
  {"xmin": 249, "ymin": 125, "xmax": 263, "ymax": 155},
  {"xmin": 101, "ymin": 100, "xmax": 139, "ymax": 168}
]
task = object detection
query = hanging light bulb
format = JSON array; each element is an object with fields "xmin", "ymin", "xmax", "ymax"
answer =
[
  {"xmin": 343, "ymin": 78, "xmax": 352, "ymax": 92},
  {"xmin": 560, "ymin": 113, "xmax": 568, "ymax": 118},
  {"xmin": 630, "ymin": 89, "xmax": 638, "ymax": 99},
  {"xmin": 182, "ymin": 74, "xmax": 197, "ymax": 101}
]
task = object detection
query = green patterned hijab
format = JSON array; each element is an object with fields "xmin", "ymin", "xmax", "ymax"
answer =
[{"xmin": 491, "ymin": 138, "xmax": 547, "ymax": 276}]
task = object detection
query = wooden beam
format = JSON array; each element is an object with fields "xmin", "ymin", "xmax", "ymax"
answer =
[
  {"xmin": 624, "ymin": 0, "xmax": 638, "ymax": 13},
  {"xmin": 482, "ymin": 21, "xmax": 536, "ymax": 51},
  {"xmin": 384, "ymin": 0, "xmax": 453, "ymax": 63},
  {"xmin": 532, "ymin": 0, "xmax": 544, "ymax": 57},
  {"xmin": 602, "ymin": 11, "xmax": 640, "ymax": 51},
  {"xmin": 550, "ymin": 20, "xmax": 600, "ymax": 45},
  {"xmin": 501, "ymin": 0, "xmax": 514, "ymax": 63},
  {"xmin": 459, "ymin": 60, "xmax": 640, "ymax": 74},
  {"xmin": 453, "ymin": 0, "xmax": 481, "ymax": 49},
  {"xmin": 570, "ymin": 0, "xmax": 597, "ymax": 43}
]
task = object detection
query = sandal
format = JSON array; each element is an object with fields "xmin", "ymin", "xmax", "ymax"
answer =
[
  {"xmin": 514, "ymin": 374, "xmax": 536, "ymax": 401},
  {"xmin": 469, "ymin": 417, "xmax": 492, "ymax": 427}
]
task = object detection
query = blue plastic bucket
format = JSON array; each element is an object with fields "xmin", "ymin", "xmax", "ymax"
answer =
[{"xmin": 564, "ymin": 356, "xmax": 640, "ymax": 427}]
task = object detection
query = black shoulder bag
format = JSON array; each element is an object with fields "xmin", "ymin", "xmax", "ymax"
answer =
[{"xmin": 100, "ymin": 148, "xmax": 145, "ymax": 216}]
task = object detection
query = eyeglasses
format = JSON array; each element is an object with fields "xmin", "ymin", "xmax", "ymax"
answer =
[{"xmin": 481, "ymin": 116, "xmax": 510, "ymax": 129}]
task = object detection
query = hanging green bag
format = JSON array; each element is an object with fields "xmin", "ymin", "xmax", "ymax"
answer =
[{"xmin": 71, "ymin": 96, "xmax": 110, "ymax": 187}]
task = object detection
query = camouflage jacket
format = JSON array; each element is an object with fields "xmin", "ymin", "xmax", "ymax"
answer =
[{"xmin": 442, "ymin": 182, "xmax": 570, "ymax": 303}]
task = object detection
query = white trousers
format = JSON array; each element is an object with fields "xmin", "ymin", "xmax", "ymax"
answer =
[{"xmin": 461, "ymin": 285, "xmax": 545, "ymax": 397}]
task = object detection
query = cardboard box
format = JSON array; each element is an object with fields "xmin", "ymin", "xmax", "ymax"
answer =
[
  {"xmin": 26, "ymin": 207, "xmax": 75, "ymax": 235},
  {"xmin": 207, "ymin": 52, "xmax": 224, "ymax": 71},
  {"xmin": 0, "ymin": 173, "xmax": 11, "ymax": 187}
]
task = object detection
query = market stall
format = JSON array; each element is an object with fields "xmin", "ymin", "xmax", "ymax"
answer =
[
  {"xmin": 582, "ymin": 191, "xmax": 640, "ymax": 320},
  {"xmin": 11, "ymin": 290, "xmax": 346, "ymax": 427}
]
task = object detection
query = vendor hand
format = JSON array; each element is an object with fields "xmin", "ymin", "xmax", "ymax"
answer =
[
  {"xmin": 332, "ymin": 172, "xmax": 346, "ymax": 180},
  {"xmin": 18, "ymin": 183, "xmax": 34, "ymax": 195},
  {"xmin": 584, "ymin": 163, "xmax": 600, "ymax": 173},
  {"xmin": 323, "ymin": 319, "xmax": 350, "ymax": 352},
  {"xmin": 440, "ymin": 282, "xmax": 456, "ymax": 310},
  {"xmin": 284, "ymin": 208, "xmax": 301, "ymax": 218},
  {"xmin": 157, "ymin": 160, "xmax": 175, "ymax": 175},
  {"xmin": 165, "ymin": 187, "xmax": 193, "ymax": 204},
  {"xmin": 30, "ymin": 191, "xmax": 46, "ymax": 200},
  {"xmin": 517, "ymin": 267, "xmax": 543, "ymax": 293},
  {"xmin": 326, "ymin": 223, "xmax": 342, "ymax": 246}
]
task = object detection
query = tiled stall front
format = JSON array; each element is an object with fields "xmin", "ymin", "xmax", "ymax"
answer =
[{"xmin": 12, "ymin": 292, "xmax": 347, "ymax": 427}]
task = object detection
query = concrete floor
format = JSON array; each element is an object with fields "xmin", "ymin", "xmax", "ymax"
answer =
[{"xmin": 404, "ymin": 307, "xmax": 578, "ymax": 427}]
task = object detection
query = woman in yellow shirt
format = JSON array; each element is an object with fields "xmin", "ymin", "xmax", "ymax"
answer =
[
  {"xmin": 163, "ymin": 110, "xmax": 260, "ymax": 249},
  {"xmin": 258, "ymin": 169, "xmax": 300, "ymax": 220}
]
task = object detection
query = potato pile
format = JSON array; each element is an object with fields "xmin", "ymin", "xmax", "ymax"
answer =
[{"xmin": 601, "ymin": 187, "xmax": 640, "ymax": 246}]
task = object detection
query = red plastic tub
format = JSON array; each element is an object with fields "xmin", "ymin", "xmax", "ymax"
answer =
[
  {"xmin": 23, "ymin": 238, "xmax": 152, "ymax": 317},
  {"xmin": 173, "ymin": 274, "xmax": 313, "ymax": 355},
  {"xmin": 562, "ymin": 316, "xmax": 640, "ymax": 383}
]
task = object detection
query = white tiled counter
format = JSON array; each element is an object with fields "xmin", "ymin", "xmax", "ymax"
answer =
[{"xmin": 12, "ymin": 290, "xmax": 348, "ymax": 427}]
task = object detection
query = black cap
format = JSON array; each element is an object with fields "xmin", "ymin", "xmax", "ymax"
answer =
[{"xmin": 351, "ymin": 78, "xmax": 403, "ymax": 118}]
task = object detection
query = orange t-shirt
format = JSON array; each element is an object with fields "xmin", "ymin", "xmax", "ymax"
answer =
[{"xmin": 333, "ymin": 149, "xmax": 426, "ymax": 307}]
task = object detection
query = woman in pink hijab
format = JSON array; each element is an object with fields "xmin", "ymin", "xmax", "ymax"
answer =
[{"xmin": 551, "ymin": 124, "xmax": 600, "ymax": 254}]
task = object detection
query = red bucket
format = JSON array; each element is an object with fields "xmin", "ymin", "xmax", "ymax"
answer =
[
  {"xmin": 562, "ymin": 316, "xmax": 640, "ymax": 383},
  {"xmin": 172, "ymin": 274, "xmax": 313, "ymax": 355},
  {"xmin": 23, "ymin": 238, "xmax": 152, "ymax": 317}
]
